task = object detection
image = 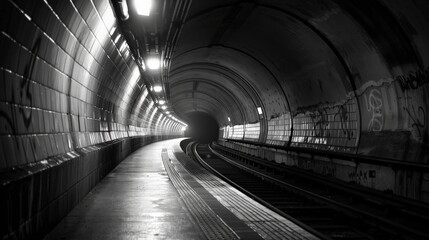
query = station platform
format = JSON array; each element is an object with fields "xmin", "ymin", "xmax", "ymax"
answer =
[{"xmin": 45, "ymin": 138, "xmax": 318, "ymax": 240}]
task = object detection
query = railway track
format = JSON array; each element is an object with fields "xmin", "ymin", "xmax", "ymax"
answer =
[{"xmin": 189, "ymin": 142, "xmax": 429, "ymax": 240}]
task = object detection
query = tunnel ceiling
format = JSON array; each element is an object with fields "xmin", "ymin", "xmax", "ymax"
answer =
[
  {"xmin": 166, "ymin": 0, "xmax": 427, "ymax": 156},
  {"xmin": 2, "ymin": 0, "xmax": 427, "ymax": 167},
  {"xmin": 111, "ymin": 0, "xmax": 429, "ymax": 158},
  {"xmin": 170, "ymin": 0, "xmax": 352, "ymax": 127},
  {"xmin": 120, "ymin": 0, "xmax": 429, "ymax": 128}
]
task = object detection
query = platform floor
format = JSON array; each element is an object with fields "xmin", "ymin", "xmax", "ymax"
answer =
[{"xmin": 45, "ymin": 138, "xmax": 318, "ymax": 240}]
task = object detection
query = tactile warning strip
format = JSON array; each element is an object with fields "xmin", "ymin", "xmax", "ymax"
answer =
[
  {"xmin": 161, "ymin": 149, "xmax": 239, "ymax": 240},
  {"xmin": 168, "ymin": 145, "xmax": 319, "ymax": 240}
]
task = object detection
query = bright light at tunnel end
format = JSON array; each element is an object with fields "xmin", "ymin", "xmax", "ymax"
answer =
[
  {"xmin": 181, "ymin": 126, "xmax": 187, "ymax": 131},
  {"xmin": 147, "ymin": 57, "xmax": 160, "ymax": 70},
  {"xmin": 135, "ymin": 0, "xmax": 152, "ymax": 16},
  {"xmin": 153, "ymin": 85, "xmax": 163, "ymax": 92},
  {"xmin": 146, "ymin": 57, "xmax": 160, "ymax": 70}
]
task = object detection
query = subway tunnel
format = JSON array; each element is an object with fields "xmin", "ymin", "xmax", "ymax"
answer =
[{"xmin": 1, "ymin": 0, "xmax": 429, "ymax": 239}]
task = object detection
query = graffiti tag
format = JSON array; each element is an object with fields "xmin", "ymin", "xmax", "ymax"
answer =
[
  {"xmin": 404, "ymin": 106, "xmax": 426, "ymax": 137},
  {"xmin": 18, "ymin": 38, "xmax": 40, "ymax": 129},
  {"xmin": 334, "ymin": 105, "xmax": 353, "ymax": 140},
  {"xmin": 396, "ymin": 67, "xmax": 429, "ymax": 91},
  {"xmin": 309, "ymin": 109, "xmax": 329, "ymax": 138},
  {"xmin": 365, "ymin": 89, "xmax": 383, "ymax": 132}
]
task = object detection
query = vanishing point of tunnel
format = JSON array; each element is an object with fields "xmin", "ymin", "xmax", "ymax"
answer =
[{"xmin": 1, "ymin": 0, "xmax": 429, "ymax": 239}]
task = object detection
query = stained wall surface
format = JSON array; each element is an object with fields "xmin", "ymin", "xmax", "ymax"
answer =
[
  {"xmin": 167, "ymin": 0, "xmax": 429, "ymax": 202},
  {"xmin": 0, "ymin": 0, "xmax": 184, "ymax": 238}
]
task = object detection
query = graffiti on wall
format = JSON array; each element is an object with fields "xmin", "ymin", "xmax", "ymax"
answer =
[
  {"xmin": 352, "ymin": 65, "xmax": 428, "ymax": 142},
  {"xmin": 0, "ymin": 37, "xmax": 40, "ymax": 134},
  {"xmin": 396, "ymin": 67, "xmax": 428, "ymax": 141},
  {"xmin": 364, "ymin": 89, "xmax": 384, "ymax": 132},
  {"xmin": 19, "ymin": 38, "xmax": 40, "ymax": 129},
  {"xmin": 309, "ymin": 109, "xmax": 329, "ymax": 140},
  {"xmin": 404, "ymin": 105, "xmax": 426, "ymax": 138},
  {"xmin": 321, "ymin": 164, "xmax": 336, "ymax": 177},
  {"xmin": 396, "ymin": 67, "xmax": 429, "ymax": 91},
  {"xmin": 334, "ymin": 105, "xmax": 354, "ymax": 140},
  {"xmin": 348, "ymin": 169, "xmax": 376, "ymax": 187},
  {"xmin": 292, "ymin": 98, "xmax": 358, "ymax": 152}
]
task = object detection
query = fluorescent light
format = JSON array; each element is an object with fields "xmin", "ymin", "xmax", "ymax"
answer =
[
  {"xmin": 118, "ymin": 0, "xmax": 129, "ymax": 20},
  {"xmin": 114, "ymin": 34, "xmax": 121, "ymax": 44},
  {"xmin": 161, "ymin": 105, "xmax": 167, "ymax": 110},
  {"xmin": 227, "ymin": 117, "xmax": 231, "ymax": 122},
  {"xmin": 158, "ymin": 100, "xmax": 165, "ymax": 105},
  {"xmin": 109, "ymin": 27, "xmax": 116, "ymax": 36},
  {"xmin": 24, "ymin": 13, "xmax": 31, "ymax": 21},
  {"xmin": 165, "ymin": 111, "xmax": 170, "ymax": 114},
  {"xmin": 147, "ymin": 57, "xmax": 160, "ymax": 70},
  {"xmin": 153, "ymin": 85, "xmax": 162, "ymax": 92},
  {"xmin": 257, "ymin": 107, "xmax": 263, "ymax": 115},
  {"xmin": 135, "ymin": 0, "xmax": 152, "ymax": 16},
  {"xmin": 119, "ymin": 41, "xmax": 128, "ymax": 52}
]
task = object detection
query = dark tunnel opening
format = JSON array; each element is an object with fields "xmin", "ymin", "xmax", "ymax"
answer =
[{"xmin": 185, "ymin": 112, "xmax": 219, "ymax": 143}]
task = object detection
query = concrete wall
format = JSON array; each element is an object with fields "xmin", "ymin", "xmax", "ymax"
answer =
[{"xmin": 209, "ymin": 0, "xmax": 429, "ymax": 202}]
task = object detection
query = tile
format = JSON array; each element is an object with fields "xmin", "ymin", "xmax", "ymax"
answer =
[
  {"xmin": 0, "ymin": 137, "xmax": 6, "ymax": 169},
  {"xmin": 14, "ymin": 136, "xmax": 27, "ymax": 166},
  {"xmin": 23, "ymin": 136, "xmax": 35, "ymax": 163}
]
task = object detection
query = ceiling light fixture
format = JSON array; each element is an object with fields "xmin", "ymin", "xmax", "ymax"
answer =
[
  {"xmin": 146, "ymin": 57, "xmax": 160, "ymax": 70},
  {"xmin": 257, "ymin": 107, "xmax": 263, "ymax": 115},
  {"xmin": 135, "ymin": 0, "xmax": 152, "ymax": 16},
  {"xmin": 118, "ymin": 0, "xmax": 129, "ymax": 20},
  {"xmin": 161, "ymin": 105, "xmax": 167, "ymax": 110},
  {"xmin": 158, "ymin": 100, "xmax": 165, "ymax": 105},
  {"xmin": 153, "ymin": 85, "xmax": 162, "ymax": 92}
]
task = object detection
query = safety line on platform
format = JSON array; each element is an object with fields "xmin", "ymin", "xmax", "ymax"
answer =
[
  {"xmin": 161, "ymin": 148, "xmax": 239, "ymax": 240},
  {"xmin": 170, "ymin": 144, "xmax": 318, "ymax": 240}
]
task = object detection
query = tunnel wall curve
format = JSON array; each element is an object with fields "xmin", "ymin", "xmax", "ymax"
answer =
[
  {"xmin": 0, "ymin": 0, "xmax": 184, "ymax": 238},
  {"xmin": 0, "ymin": 135, "xmax": 175, "ymax": 239},
  {"xmin": 209, "ymin": 0, "xmax": 429, "ymax": 202}
]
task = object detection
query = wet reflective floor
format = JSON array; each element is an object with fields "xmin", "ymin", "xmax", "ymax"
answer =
[{"xmin": 44, "ymin": 139, "xmax": 204, "ymax": 240}]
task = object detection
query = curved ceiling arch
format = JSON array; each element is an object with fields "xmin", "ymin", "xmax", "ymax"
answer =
[
  {"xmin": 171, "ymin": 88, "xmax": 243, "ymax": 124},
  {"xmin": 173, "ymin": 43, "xmax": 293, "ymax": 113},
  {"xmin": 171, "ymin": 90, "xmax": 240, "ymax": 125},
  {"xmin": 172, "ymin": 90, "xmax": 233, "ymax": 113},
  {"xmin": 171, "ymin": 97, "xmax": 228, "ymax": 122},
  {"xmin": 169, "ymin": 62, "xmax": 264, "ymax": 122},
  {"xmin": 180, "ymin": 0, "xmax": 418, "ymax": 90},
  {"xmin": 170, "ymin": 58, "xmax": 289, "ymax": 121},
  {"xmin": 180, "ymin": 1, "xmax": 357, "ymax": 92},
  {"xmin": 170, "ymin": 62, "xmax": 260, "ymax": 103},
  {"xmin": 170, "ymin": 78, "xmax": 248, "ymax": 125},
  {"xmin": 172, "ymin": 6, "xmax": 355, "ymax": 115},
  {"xmin": 171, "ymin": 95, "xmax": 225, "ymax": 115}
]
